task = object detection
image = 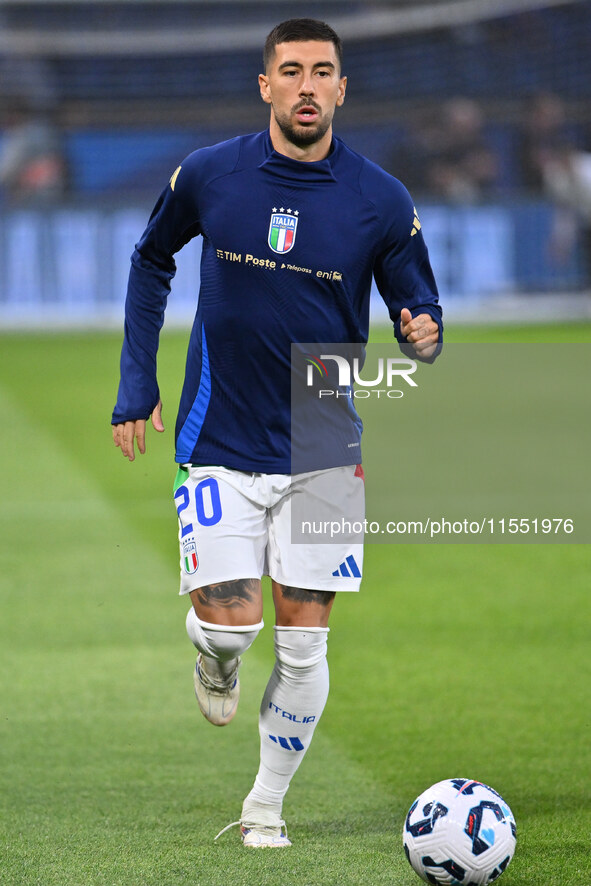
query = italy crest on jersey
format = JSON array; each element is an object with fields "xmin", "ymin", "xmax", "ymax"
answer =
[{"xmin": 268, "ymin": 209, "xmax": 298, "ymax": 254}]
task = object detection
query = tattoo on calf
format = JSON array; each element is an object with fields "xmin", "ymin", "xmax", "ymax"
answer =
[
  {"xmin": 280, "ymin": 585, "xmax": 335, "ymax": 607},
  {"xmin": 196, "ymin": 578, "xmax": 259, "ymax": 609}
]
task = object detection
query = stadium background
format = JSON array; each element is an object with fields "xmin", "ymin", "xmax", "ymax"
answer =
[{"xmin": 0, "ymin": 0, "xmax": 590, "ymax": 323}]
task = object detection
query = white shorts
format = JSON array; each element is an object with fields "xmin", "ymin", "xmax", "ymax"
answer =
[{"xmin": 173, "ymin": 464, "xmax": 365, "ymax": 595}]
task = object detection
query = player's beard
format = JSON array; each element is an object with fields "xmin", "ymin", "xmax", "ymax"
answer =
[{"xmin": 272, "ymin": 101, "xmax": 333, "ymax": 149}]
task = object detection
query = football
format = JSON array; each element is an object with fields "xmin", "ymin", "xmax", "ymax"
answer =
[{"xmin": 403, "ymin": 778, "xmax": 517, "ymax": 885}]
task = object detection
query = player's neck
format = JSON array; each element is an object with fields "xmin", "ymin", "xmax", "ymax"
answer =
[{"xmin": 268, "ymin": 121, "xmax": 333, "ymax": 163}]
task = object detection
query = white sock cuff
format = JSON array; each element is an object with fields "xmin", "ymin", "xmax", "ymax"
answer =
[
  {"xmin": 273, "ymin": 625, "xmax": 329, "ymax": 633},
  {"xmin": 198, "ymin": 617, "xmax": 264, "ymax": 633},
  {"xmin": 186, "ymin": 608, "xmax": 263, "ymax": 659},
  {"xmin": 273, "ymin": 625, "xmax": 329, "ymax": 669}
]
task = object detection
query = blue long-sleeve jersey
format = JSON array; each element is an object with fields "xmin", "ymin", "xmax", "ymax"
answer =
[{"xmin": 112, "ymin": 130, "xmax": 442, "ymax": 473}]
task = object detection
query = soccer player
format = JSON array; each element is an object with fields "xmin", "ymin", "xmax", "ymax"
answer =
[{"xmin": 112, "ymin": 18, "xmax": 442, "ymax": 848}]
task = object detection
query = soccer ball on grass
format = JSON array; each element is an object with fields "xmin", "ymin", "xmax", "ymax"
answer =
[{"xmin": 403, "ymin": 778, "xmax": 516, "ymax": 885}]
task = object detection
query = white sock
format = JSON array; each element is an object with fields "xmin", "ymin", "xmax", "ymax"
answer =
[
  {"xmin": 185, "ymin": 608, "xmax": 263, "ymax": 679},
  {"xmin": 242, "ymin": 625, "xmax": 329, "ymax": 817}
]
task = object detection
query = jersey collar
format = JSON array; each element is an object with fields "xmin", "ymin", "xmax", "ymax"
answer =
[{"xmin": 258, "ymin": 130, "xmax": 338, "ymax": 183}]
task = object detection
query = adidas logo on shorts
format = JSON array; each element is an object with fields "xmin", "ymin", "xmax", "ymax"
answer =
[{"xmin": 332, "ymin": 555, "xmax": 361, "ymax": 578}]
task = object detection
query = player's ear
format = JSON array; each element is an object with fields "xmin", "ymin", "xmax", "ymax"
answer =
[
  {"xmin": 259, "ymin": 73, "xmax": 272, "ymax": 105},
  {"xmin": 336, "ymin": 76, "xmax": 347, "ymax": 107}
]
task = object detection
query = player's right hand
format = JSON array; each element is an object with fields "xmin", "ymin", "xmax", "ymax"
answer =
[{"xmin": 112, "ymin": 400, "xmax": 164, "ymax": 461}]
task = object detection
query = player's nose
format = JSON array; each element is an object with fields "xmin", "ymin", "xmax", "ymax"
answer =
[{"xmin": 299, "ymin": 74, "xmax": 315, "ymax": 96}]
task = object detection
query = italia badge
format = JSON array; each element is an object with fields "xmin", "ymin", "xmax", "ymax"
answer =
[
  {"xmin": 182, "ymin": 536, "xmax": 199, "ymax": 575},
  {"xmin": 268, "ymin": 208, "xmax": 298, "ymax": 254}
]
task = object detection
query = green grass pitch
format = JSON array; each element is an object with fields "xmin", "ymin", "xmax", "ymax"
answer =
[{"xmin": 0, "ymin": 321, "xmax": 589, "ymax": 885}]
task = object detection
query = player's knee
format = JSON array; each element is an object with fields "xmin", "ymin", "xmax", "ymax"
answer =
[
  {"xmin": 274, "ymin": 626, "xmax": 329, "ymax": 671},
  {"xmin": 186, "ymin": 608, "xmax": 263, "ymax": 660}
]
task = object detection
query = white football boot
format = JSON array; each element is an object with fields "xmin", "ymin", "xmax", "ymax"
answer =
[
  {"xmin": 239, "ymin": 801, "xmax": 292, "ymax": 848},
  {"xmin": 214, "ymin": 802, "xmax": 292, "ymax": 848},
  {"xmin": 193, "ymin": 653, "xmax": 240, "ymax": 726}
]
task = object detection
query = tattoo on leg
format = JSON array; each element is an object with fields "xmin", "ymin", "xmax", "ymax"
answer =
[
  {"xmin": 196, "ymin": 578, "xmax": 259, "ymax": 610},
  {"xmin": 279, "ymin": 585, "xmax": 336, "ymax": 607}
]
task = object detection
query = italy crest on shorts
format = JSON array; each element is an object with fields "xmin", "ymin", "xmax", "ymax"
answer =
[
  {"xmin": 182, "ymin": 536, "xmax": 199, "ymax": 574},
  {"xmin": 268, "ymin": 209, "xmax": 298, "ymax": 254}
]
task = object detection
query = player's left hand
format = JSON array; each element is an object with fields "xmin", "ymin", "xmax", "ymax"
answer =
[{"xmin": 400, "ymin": 308, "xmax": 440, "ymax": 359}]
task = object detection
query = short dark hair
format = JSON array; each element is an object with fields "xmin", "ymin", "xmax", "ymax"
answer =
[{"xmin": 263, "ymin": 19, "xmax": 343, "ymax": 73}]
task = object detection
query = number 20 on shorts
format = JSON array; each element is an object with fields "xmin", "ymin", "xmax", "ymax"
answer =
[{"xmin": 174, "ymin": 477, "xmax": 222, "ymax": 536}]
